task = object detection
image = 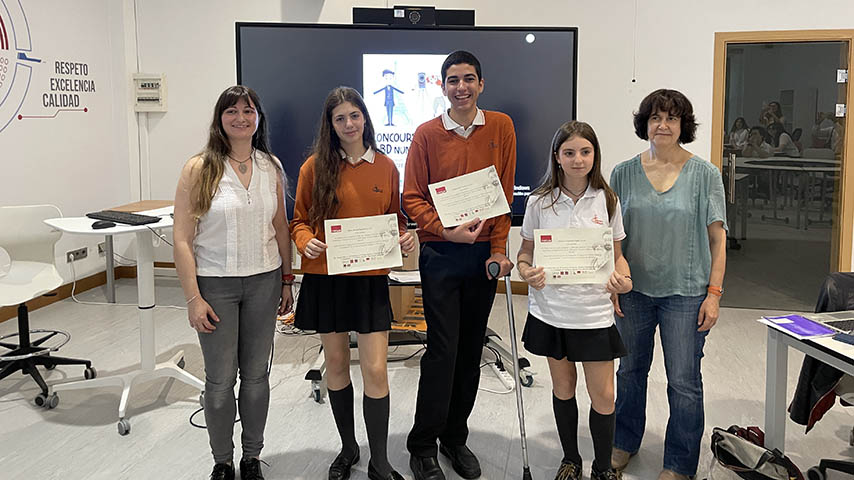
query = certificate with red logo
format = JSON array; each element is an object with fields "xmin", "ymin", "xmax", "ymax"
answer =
[
  {"xmin": 533, "ymin": 227, "xmax": 614, "ymax": 284},
  {"xmin": 324, "ymin": 214, "xmax": 403, "ymax": 275},
  {"xmin": 428, "ymin": 165, "xmax": 510, "ymax": 228}
]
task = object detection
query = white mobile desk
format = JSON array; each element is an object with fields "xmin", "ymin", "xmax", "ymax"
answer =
[
  {"xmin": 45, "ymin": 209, "xmax": 204, "ymax": 435},
  {"xmin": 764, "ymin": 326, "xmax": 854, "ymax": 452}
]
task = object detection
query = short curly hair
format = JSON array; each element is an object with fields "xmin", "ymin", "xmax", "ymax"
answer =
[{"xmin": 633, "ymin": 89, "xmax": 698, "ymax": 144}]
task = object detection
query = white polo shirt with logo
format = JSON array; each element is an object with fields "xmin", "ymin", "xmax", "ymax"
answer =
[{"xmin": 520, "ymin": 186, "xmax": 626, "ymax": 329}]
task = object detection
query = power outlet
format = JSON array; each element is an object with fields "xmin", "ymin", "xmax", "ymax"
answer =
[
  {"xmin": 66, "ymin": 247, "xmax": 88, "ymax": 262},
  {"xmin": 97, "ymin": 242, "xmax": 106, "ymax": 256}
]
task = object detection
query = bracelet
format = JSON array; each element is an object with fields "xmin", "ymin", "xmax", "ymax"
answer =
[
  {"xmin": 282, "ymin": 273, "xmax": 295, "ymax": 283},
  {"xmin": 517, "ymin": 260, "xmax": 531, "ymax": 267},
  {"xmin": 282, "ymin": 281, "xmax": 293, "ymax": 286},
  {"xmin": 707, "ymin": 285, "xmax": 723, "ymax": 297},
  {"xmin": 186, "ymin": 294, "xmax": 199, "ymax": 305}
]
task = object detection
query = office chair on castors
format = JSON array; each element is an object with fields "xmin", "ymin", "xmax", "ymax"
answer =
[{"xmin": 0, "ymin": 205, "xmax": 95, "ymax": 409}]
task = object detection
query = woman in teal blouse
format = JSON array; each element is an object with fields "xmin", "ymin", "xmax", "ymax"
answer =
[{"xmin": 609, "ymin": 89, "xmax": 727, "ymax": 480}]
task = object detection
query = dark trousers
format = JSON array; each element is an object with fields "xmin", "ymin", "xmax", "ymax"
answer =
[{"xmin": 407, "ymin": 241, "xmax": 497, "ymax": 457}]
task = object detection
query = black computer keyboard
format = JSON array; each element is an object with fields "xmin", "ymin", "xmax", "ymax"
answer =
[
  {"xmin": 826, "ymin": 319, "xmax": 854, "ymax": 333},
  {"xmin": 86, "ymin": 210, "xmax": 163, "ymax": 226}
]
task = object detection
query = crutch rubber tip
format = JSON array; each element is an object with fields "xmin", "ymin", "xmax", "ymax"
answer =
[{"xmin": 522, "ymin": 467, "xmax": 532, "ymax": 480}]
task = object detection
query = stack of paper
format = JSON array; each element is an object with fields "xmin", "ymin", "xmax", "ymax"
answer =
[{"xmin": 759, "ymin": 314, "xmax": 836, "ymax": 340}]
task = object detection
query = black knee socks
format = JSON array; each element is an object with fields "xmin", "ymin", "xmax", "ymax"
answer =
[
  {"xmin": 364, "ymin": 394, "xmax": 392, "ymax": 476},
  {"xmin": 328, "ymin": 384, "xmax": 359, "ymax": 457},
  {"xmin": 552, "ymin": 394, "xmax": 582, "ymax": 465},
  {"xmin": 589, "ymin": 407, "xmax": 616, "ymax": 473}
]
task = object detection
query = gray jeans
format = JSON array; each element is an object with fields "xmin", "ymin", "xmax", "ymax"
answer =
[{"xmin": 197, "ymin": 267, "xmax": 281, "ymax": 464}]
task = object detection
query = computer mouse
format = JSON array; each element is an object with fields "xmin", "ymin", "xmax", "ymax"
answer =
[{"xmin": 92, "ymin": 220, "xmax": 116, "ymax": 229}]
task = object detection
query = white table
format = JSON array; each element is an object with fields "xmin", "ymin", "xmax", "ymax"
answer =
[
  {"xmin": 764, "ymin": 326, "xmax": 854, "ymax": 452},
  {"xmin": 44, "ymin": 209, "xmax": 204, "ymax": 435},
  {"xmin": 736, "ymin": 157, "xmax": 840, "ymax": 229}
]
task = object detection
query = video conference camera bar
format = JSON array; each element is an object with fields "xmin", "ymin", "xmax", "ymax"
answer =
[{"xmin": 353, "ymin": 5, "xmax": 475, "ymax": 27}]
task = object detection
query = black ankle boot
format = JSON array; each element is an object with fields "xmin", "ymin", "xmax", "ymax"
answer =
[
  {"xmin": 239, "ymin": 457, "xmax": 264, "ymax": 480},
  {"xmin": 210, "ymin": 463, "xmax": 235, "ymax": 480}
]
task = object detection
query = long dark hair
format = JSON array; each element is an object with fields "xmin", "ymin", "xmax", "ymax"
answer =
[
  {"xmin": 192, "ymin": 85, "xmax": 276, "ymax": 217},
  {"xmin": 531, "ymin": 121, "xmax": 617, "ymax": 218},
  {"xmin": 308, "ymin": 86, "xmax": 378, "ymax": 228},
  {"xmin": 767, "ymin": 122, "xmax": 788, "ymax": 147},
  {"xmin": 730, "ymin": 116, "xmax": 747, "ymax": 133}
]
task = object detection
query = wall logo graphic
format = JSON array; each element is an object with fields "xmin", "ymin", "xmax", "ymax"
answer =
[
  {"xmin": 0, "ymin": 0, "xmax": 92, "ymax": 135},
  {"xmin": 0, "ymin": 0, "xmax": 38, "ymax": 134}
]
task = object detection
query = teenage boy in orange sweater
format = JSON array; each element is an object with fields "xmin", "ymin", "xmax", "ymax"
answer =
[{"xmin": 403, "ymin": 50, "xmax": 517, "ymax": 480}]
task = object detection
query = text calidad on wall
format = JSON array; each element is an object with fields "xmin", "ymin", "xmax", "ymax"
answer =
[{"xmin": 43, "ymin": 61, "xmax": 95, "ymax": 107}]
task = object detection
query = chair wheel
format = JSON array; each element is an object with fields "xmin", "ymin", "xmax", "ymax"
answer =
[
  {"xmin": 177, "ymin": 358, "xmax": 186, "ymax": 369},
  {"xmin": 34, "ymin": 393, "xmax": 59, "ymax": 409},
  {"xmin": 520, "ymin": 373, "xmax": 534, "ymax": 387},
  {"xmin": 199, "ymin": 392, "xmax": 205, "ymax": 409},
  {"xmin": 84, "ymin": 367, "xmax": 97, "ymax": 380},
  {"xmin": 45, "ymin": 363, "xmax": 57, "ymax": 370},
  {"xmin": 117, "ymin": 418, "xmax": 131, "ymax": 436},
  {"xmin": 312, "ymin": 387, "xmax": 322, "ymax": 404},
  {"xmin": 807, "ymin": 467, "xmax": 825, "ymax": 480}
]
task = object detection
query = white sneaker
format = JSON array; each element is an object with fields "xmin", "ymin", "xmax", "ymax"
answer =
[{"xmin": 611, "ymin": 448, "xmax": 632, "ymax": 472}]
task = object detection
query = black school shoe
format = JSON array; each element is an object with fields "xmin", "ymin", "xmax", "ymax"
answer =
[
  {"xmin": 409, "ymin": 455, "xmax": 446, "ymax": 480},
  {"xmin": 554, "ymin": 460, "xmax": 581, "ymax": 480},
  {"xmin": 367, "ymin": 461, "xmax": 405, "ymax": 480},
  {"xmin": 590, "ymin": 465, "xmax": 620, "ymax": 480},
  {"xmin": 328, "ymin": 450, "xmax": 360, "ymax": 480},
  {"xmin": 210, "ymin": 463, "xmax": 235, "ymax": 480},
  {"xmin": 438, "ymin": 444, "xmax": 481, "ymax": 479},
  {"xmin": 239, "ymin": 457, "xmax": 264, "ymax": 480}
]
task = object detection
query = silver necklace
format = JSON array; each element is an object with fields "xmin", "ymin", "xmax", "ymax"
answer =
[{"xmin": 228, "ymin": 149, "xmax": 253, "ymax": 174}]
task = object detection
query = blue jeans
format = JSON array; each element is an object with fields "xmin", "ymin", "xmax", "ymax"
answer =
[{"xmin": 614, "ymin": 291, "xmax": 708, "ymax": 477}]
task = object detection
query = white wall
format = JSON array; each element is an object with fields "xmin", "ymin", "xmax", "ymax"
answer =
[{"xmin": 1, "ymin": 0, "xmax": 137, "ymax": 280}]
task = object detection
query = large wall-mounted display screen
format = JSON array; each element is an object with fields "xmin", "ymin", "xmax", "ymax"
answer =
[{"xmin": 237, "ymin": 23, "xmax": 577, "ymax": 223}]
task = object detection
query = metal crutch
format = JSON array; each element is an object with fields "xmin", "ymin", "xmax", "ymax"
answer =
[{"xmin": 488, "ymin": 260, "xmax": 533, "ymax": 480}]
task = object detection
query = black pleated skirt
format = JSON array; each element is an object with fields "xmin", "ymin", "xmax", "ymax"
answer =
[
  {"xmin": 294, "ymin": 273, "xmax": 392, "ymax": 333},
  {"xmin": 522, "ymin": 313, "xmax": 627, "ymax": 362}
]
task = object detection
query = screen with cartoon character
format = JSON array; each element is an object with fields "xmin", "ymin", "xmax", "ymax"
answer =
[
  {"xmin": 237, "ymin": 23, "xmax": 577, "ymax": 224},
  {"xmin": 363, "ymin": 54, "xmax": 448, "ymax": 188}
]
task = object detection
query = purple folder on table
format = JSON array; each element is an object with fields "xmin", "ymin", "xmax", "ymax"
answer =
[{"xmin": 763, "ymin": 314, "xmax": 836, "ymax": 338}]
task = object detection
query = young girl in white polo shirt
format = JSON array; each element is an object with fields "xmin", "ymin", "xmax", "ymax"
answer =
[{"xmin": 516, "ymin": 121, "xmax": 632, "ymax": 480}]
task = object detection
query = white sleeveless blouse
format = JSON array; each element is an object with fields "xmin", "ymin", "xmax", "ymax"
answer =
[{"xmin": 194, "ymin": 151, "xmax": 283, "ymax": 277}]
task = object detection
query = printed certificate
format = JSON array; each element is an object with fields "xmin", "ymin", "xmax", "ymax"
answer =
[
  {"xmin": 533, "ymin": 227, "xmax": 614, "ymax": 284},
  {"xmin": 428, "ymin": 165, "xmax": 510, "ymax": 228},
  {"xmin": 324, "ymin": 214, "xmax": 403, "ymax": 275}
]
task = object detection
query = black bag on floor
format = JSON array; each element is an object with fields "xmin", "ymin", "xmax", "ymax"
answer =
[{"xmin": 708, "ymin": 426, "xmax": 803, "ymax": 480}]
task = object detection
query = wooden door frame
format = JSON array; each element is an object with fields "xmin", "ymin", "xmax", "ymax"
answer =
[{"xmin": 712, "ymin": 30, "xmax": 854, "ymax": 272}]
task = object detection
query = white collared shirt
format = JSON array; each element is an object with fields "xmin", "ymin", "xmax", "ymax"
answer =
[
  {"xmin": 520, "ymin": 186, "xmax": 626, "ymax": 329},
  {"xmin": 339, "ymin": 146, "xmax": 376, "ymax": 165},
  {"xmin": 441, "ymin": 108, "xmax": 485, "ymax": 138}
]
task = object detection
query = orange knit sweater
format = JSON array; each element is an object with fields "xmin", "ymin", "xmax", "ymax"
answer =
[
  {"xmin": 290, "ymin": 152, "xmax": 407, "ymax": 275},
  {"xmin": 402, "ymin": 111, "xmax": 516, "ymax": 254}
]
